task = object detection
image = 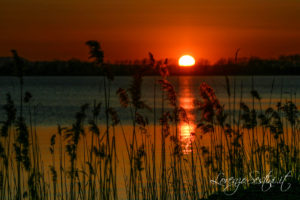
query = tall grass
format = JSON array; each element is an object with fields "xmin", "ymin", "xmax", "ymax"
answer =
[{"xmin": 0, "ymin": 47, "xmax": 299, "ymax": 200}]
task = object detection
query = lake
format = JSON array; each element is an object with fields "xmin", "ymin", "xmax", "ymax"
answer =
[
  {"xmin": 0, "ymin": 76, "xmax": 299, "ymax": 199},
  {"xmin": 0, "ymin": 76, "xmax": 299, "ymax": 125}
]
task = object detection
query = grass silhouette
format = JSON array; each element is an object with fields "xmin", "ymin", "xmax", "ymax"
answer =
[{"xmin": 0, "ymin": 45, "xmax": 299, "ymax": 199}]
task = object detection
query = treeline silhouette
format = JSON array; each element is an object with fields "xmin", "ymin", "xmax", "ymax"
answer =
[{"xmin": 0, "ymin": 54, "xmax": 300, "ymax": 76}]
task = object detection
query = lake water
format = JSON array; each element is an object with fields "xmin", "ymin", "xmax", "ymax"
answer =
[
  {"xmin": 0, "ymin": 76, "xmax": 299, "ymax": 199},
  {"xmin": 0, "ymin": 76, "xmax": 299, "ymax": 125}
]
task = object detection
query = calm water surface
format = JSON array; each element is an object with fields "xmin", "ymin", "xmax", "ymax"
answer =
[
  {"xmin": 0, "ymin": 76, "xmax": 299, "ymax": 198},
  {"xmin": 0, "ymin": 76, "xmax": 299, "ymax": 125}
]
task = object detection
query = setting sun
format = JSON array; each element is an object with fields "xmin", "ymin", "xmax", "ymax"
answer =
[{"xmin": 178, "ymin": 55, "xmax": 196, "ymax": 67}]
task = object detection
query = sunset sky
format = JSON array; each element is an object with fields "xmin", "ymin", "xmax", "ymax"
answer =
[{"xmin": 1, "ymin": 0, "xmax": 299, "ymax": 63}]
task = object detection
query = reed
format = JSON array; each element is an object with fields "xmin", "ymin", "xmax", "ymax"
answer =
[{"xmin": 0, "ymin": 49, "xmax": 299, "ymax": 200}]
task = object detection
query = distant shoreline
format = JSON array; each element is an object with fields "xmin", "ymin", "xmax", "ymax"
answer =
[
  {"xmin": 1, "ymin": 54, "xmax": 300, "ymax": 76},
  {"xmin": 1, "ymin": 74, "xmax": 300, "ymax": 77}
]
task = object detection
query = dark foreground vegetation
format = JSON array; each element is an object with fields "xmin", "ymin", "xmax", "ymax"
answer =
[
  {"xmin": 0, "ymin": 52, "xmax": 300, "ymax": 76},
  {"xmin": 204, "ymin": 182, "xmax": 300, "ymax": 200},
  {"xmin": 0, "ymin": 42, "xmax": 299, "ymax": 200}
]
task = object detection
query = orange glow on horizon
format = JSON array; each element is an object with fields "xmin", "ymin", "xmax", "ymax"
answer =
[{"xmin": 0, "ymin": 1, "xmax": 299, "ymax": 61}]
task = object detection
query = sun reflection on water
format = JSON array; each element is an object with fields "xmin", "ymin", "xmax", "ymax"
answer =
[{"xmin": 178, "ymin": 77, "xmax": 196, "ymax": 154}]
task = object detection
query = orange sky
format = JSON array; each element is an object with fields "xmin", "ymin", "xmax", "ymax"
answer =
[{"xmin": 0, "ymin": 0, "xmax": 299, "ymax": 63}]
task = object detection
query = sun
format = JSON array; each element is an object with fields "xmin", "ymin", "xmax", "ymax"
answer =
[{"xmin": 178, "ymin": 55, "xmax": 195, "ymax": 67}]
